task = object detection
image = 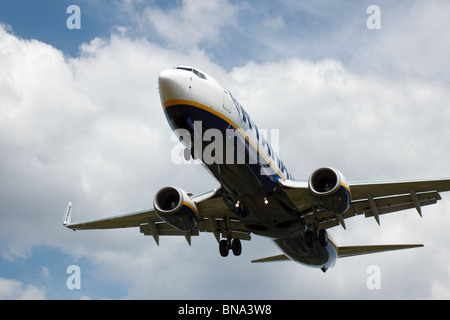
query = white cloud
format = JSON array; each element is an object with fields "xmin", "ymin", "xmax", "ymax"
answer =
[
  {"xmin": 129, "ymin": 0, "xmax": 239, "ymax": 49},
  {"xmin": 228, "ymin": 58, "xmax": 450, "ymax": 181},
  {"xmin": 41, "ymin": 267, "xmax": 50, "ymax": 279},
  {"xmin": 0, "ymin": 278, "xmax": 46, "ymax": 300},
  {"xmin": 432, "ymin": 274, "xmax": 450, "ymax": 300},
  {"xmin": 0, "ymin": 26, "xmax": 220, "ymax": 256},
  {"xmin": 357, "ymin": 1, "xmax": 450, "ymax": 81},
  {"xmin": 264, "ymin": 15, "xmax": 285, "ymax": 31}
]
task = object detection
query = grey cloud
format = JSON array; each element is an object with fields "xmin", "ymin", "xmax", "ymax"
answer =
[{"xmin": 1, "ymin": 0, "xmax": 450, "ymax": 299}]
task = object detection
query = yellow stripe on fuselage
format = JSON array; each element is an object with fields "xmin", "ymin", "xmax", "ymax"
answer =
[{"xmin": 164, "ymin": 99, "xmax": 287, "ymax": 180}]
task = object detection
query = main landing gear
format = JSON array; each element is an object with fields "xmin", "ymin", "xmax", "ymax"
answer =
[
  {"xmin": 218, "ymin": 215, "xmax": 242, "ymax": 257},
  {"xmin": 305, "ymin": 229, "xmax": 328, "ymax": 249},
  {"xmin": 219, "ymin": 238, "xmax": 242, "ymax": 257}
]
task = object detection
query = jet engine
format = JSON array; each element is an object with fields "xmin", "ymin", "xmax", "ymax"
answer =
[
  {"xmin": 153, "ymin": 186, "xmax": 198, "ymax": 232},
  {"xmin": 308, "ymin": 167, "xmax": 351, "ymax": 215}
]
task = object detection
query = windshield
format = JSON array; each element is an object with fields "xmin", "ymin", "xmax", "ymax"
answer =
[{"xmin": 175, "ymin": 66, "xmax": 207, "ymax": 80}]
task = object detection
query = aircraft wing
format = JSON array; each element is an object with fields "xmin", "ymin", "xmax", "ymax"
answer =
[
  {"xmin": 279, "ymin": 178, "xmax": 450, "ymax": 230},
  {"xmin": 63, "ymin": 189, "xmax": 250, "ymax": 245},
  {"xmin": 63, "ymin": 206, "xmax": 158, "ymax": 230}
]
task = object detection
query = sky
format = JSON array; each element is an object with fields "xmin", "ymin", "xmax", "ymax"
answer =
[{"xmin": 1, "ymin": 0, "xmax": 450, "ymax": 300}]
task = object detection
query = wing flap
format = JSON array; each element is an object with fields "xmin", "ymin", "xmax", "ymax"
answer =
[
  {"xmin": 349, "ymin": 178, "xmax": 450, "ymax": 200},
  {"xmin": 279, "ymin": 178, "xmax": 450, "ymax": 230},
  {"xmin": 309, "ymin": 191, "xmax": 441, "ymax": 230},
  {"xmin": 139, "ymin": 223, "xmax": 200, "ymax": 236},
  {"xmin": 354, "ymin": 190, "xmax": 440, "ymax": 218}
]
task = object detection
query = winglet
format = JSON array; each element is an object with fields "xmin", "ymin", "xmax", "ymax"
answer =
[{"xmin": 63, "ymin": 202, "xmax": 72, "ymax": 226}]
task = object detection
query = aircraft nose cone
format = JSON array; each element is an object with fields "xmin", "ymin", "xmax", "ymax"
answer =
[{"xmin": 158, "ymin": 69, "xmax": 190, "ymax": 105}]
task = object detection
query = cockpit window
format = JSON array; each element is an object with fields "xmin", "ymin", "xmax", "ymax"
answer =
[
  {"xmin": 175, "ymin": 67, "xmax": 192, "ymax": 72},
  {"xmin": 192, "ymin": 69, "xmax": 207, "ymax": 80},
  {"xmin": 175, "ymin": 66, "xmax": 207, "ymax": 80}
]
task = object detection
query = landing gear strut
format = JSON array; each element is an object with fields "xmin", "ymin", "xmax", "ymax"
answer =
[
  {"xmin": 218, "ymin": 216, "xmax": 242, "ymax": 257},
  {"xmin": 306, "ymin": 207, "xmax": 328, "ymax": 249}
]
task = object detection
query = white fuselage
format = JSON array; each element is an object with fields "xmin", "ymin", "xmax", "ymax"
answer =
[{"xmin": 158, "ymin": 67, "xmax": 337, "ymax": 271}]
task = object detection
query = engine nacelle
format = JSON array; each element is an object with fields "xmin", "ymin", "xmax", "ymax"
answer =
[
  {"xmin": 308, "ymin": 167, "xmax": 351, "ymax": 215},
  {"xmin": 153, "ymin": 186, "xmax": 199, "ymax": 232}
]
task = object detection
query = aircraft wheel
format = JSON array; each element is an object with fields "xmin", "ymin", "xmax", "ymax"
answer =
[
  {"xmin": 219, "ymin": 240, "xmax": 229, "ymax": 257},
  {"xmin": 319, "ymin": 229, "xmax": 328, "ymax": 247},
  {"xmin": 305, "ymin": 231, "xmax": 314, "ymax": 249},
  {"xmin": 231, "ymin": 239, "xmax": 242, "ymax": 256}
]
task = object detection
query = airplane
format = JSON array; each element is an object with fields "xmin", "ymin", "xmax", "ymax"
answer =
[{"xmin": 64, "ymin": 66, "xmax": 450, "ymax": 272}]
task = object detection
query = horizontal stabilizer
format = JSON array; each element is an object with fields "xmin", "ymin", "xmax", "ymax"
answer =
[
  {"xmin": 337, "ymin": 244, "xmax": 423, "ymax": 258},
  {"xmin": 251, "ymin": 254, "xmax": 290, "ymax": 263}
]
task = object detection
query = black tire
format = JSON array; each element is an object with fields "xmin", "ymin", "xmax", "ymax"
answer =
[
  {"xmin": 319, "ymin": 229, "xmax": 328, "ymax": 247},
  {"xmin": 231, "ymin": 239, "xmax": 242, "ymax": 256},
  {"xmin": 305, "ymin": 231, "xmax": 314, "ymax": 249},
  {"xmin": 219, "ymin": 240, "xmax": 229, "ymax": 257}
]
